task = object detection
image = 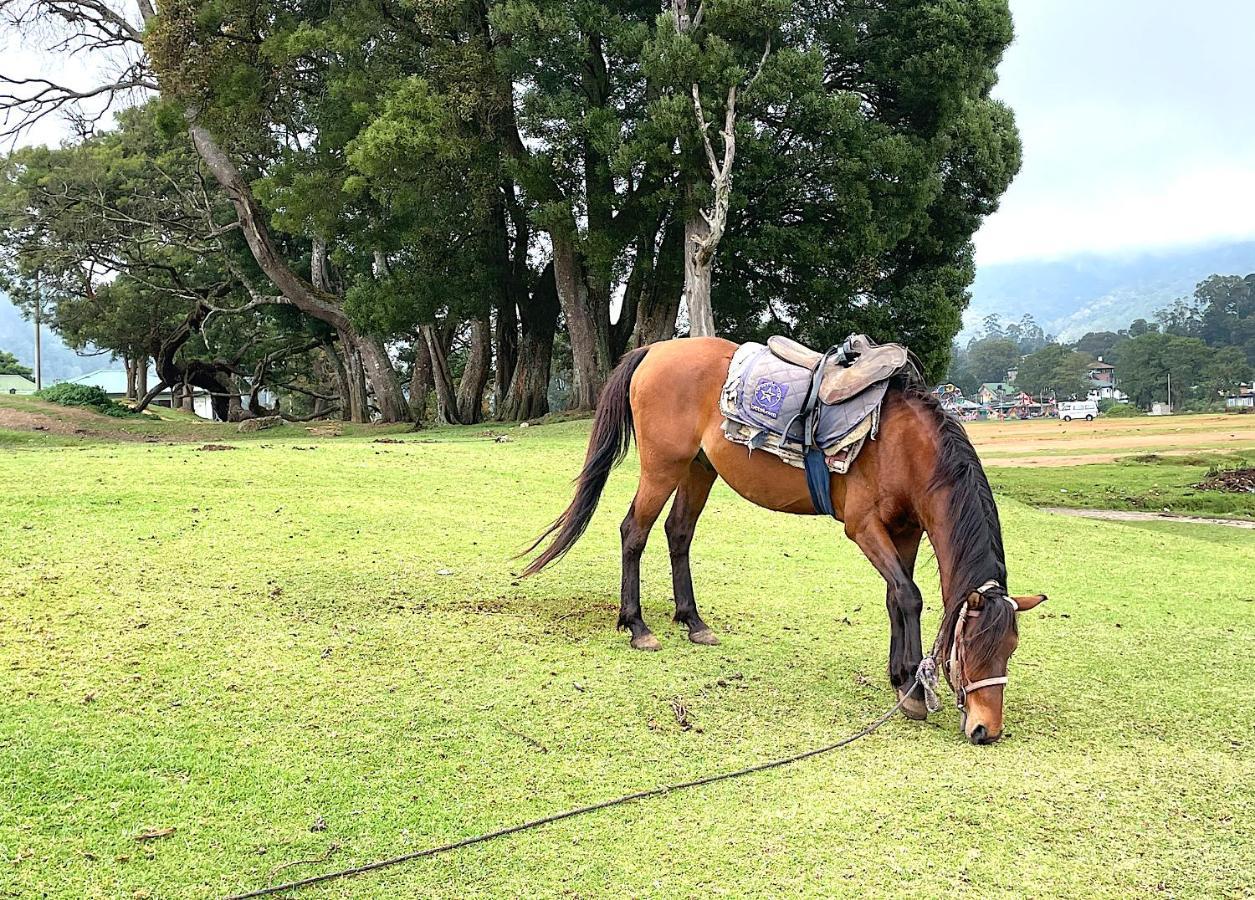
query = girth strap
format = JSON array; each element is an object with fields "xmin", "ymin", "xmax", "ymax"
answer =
[{"xmin": 785, "ymin": 343, "xmax": 850, "ymax": 520}]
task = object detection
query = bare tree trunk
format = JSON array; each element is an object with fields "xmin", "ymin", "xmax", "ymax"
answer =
[
  {"xmin": 422, "ymin": 324, "xmax": 462, "ymax": 425},
  {"xmin": 683, "ymin": 202, "xmax": 717, "ymax": 337},
  {"xmin": 551, "ymin": 232, "xmax": 608, "ymax": 411},
  {"xmin": 501, "ymin": 262, "xmax": 559, "ymax": 421},
  {"xmin": 409, "ymin": 335, "xmax": 433, "ymax": 424},
  {"xmin": 673, "ymin": 13, "xmax": 771, "ymax": 339},
  {"xmin": 456, "ymin": 318, "xmax": 492, "ymax": 425},
  {"xmin": 124, "ymin": 355, "xmax": 137, "ymax": 401},
  {"xmin": 136, "ymin": 357, "xmax": 149, "ymax": 398}
]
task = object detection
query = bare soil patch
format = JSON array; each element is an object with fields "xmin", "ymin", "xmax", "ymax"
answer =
[{"xmin": 0, "ymin": 405, "xmax": 148, "ymax": 441}]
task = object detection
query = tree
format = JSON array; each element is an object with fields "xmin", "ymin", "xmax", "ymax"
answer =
[
  {"xmin": 964, "ymin": 337, "xmax": 1020, "ymax": 387},
  {"xmin": 1116, "ymin": 332, "xmax": 1213, "ymax": 409},
  {"xmin": 1124, "ymin": 318, "xmax": 1159, "ymax": 338},
  {"xmin": 653, "ymin": 0, "xmax": 779, "ymax": 336},
  {"xmin": 1201, "ymin": 345, "xmax": 1251, "ymax": 398},
  {"xmin": 1072, "ymin": 330, "xmax": 1125, "ymax": 364},
  {"xmin": 1194, "ymin": 274, "xmax": 1255, "ymax": 365},
  {"xmin": 1005, "ymin": 313, "xmax": 1050, "ymax": 354},
  {"xmin": 0, "ymin": 103, "xmax": 339, "ymax": 420},
  {"xmin": 1016, "ymin": 343, "xmax": 1091, "ymax": 400},
  {"xmin": 2, "ymin": 0, "xmax": 1022, "ymax": 412},
  {"xmin": 0, "ymin": 349, "xmax": 32, "ymax": 378}
]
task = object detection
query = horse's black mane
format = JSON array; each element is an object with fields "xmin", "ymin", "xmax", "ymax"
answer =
[{"xmin": 897, "ymin": 383, "xmax": 1016, "ymax": 667}]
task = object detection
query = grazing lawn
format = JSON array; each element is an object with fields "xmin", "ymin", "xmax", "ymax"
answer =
[
  {"xmin": 2, "ymin": 410, "xmax": 1252, "ymax": 898},
  {"xmin": 987, "ymin": 452, "xmax": 1255, "ymax": 520}
]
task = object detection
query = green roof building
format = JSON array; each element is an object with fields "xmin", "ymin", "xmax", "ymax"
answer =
[{"xmin": 0, "ymin": 373, "xmax": 37, "ymax": 395}]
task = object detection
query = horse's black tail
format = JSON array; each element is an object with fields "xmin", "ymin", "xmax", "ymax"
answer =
[{"xmin": 520, "ymin": 347, "xmax": 650, "ymax": 576}]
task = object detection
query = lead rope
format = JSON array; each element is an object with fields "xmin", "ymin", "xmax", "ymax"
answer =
[{"xmin": 224, "ymin": 658, "xmax": 942, "ymax": 900}]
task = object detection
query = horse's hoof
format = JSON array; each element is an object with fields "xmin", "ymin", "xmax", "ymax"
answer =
[
  {"xmin": 898, "ymin": 688, "xmax": 928, "ymax": 721},
  {"xmin": 631, "ymin": 633, "xmax": 662, "ymax": 651},
  {"xmin": 688, "ymin": 628, "xmax": 720, "ymax": 646}
]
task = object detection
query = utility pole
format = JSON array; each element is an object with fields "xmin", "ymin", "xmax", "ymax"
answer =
[
  {"xmin": 1166, "ymin": 371, "xmax": 1171, "ymax": 413},
  {"xmin": 33, "ymin": 271, "xmax": 42, "ymax": 391}
]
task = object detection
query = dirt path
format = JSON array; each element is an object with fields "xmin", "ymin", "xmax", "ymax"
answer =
[
  {"xmin": 1041, "ymin": 507, "xmax": 1255, "ymax": 529},
  {"xmin": 0, "ymin": 405, "xmax": 150, "ymax": 441}
]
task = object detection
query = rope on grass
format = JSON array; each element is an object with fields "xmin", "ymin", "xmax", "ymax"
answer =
[{"xmin": 225, "ymin": 662, "xmax": 935, "ymax": 900}]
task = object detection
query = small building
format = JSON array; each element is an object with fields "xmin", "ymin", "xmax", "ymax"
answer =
[
  {"xmin": 60, "ymin": 367, "xmax": 222, "ymax": 419},
  {"xmin": 0, "ymin": 373, "xmax": 37, "ymax": 395},
  {"xmin": 1085, "ymin": 357, "xmax": 1127, "ymax": 402},
  {"xmin": 59, "ymin": 366, "xmax": 274, "ymax": 421},
  {"xmin": 977, "ymin": 382, "xmax": 1015, "ymax": 406},
  {"xmin": 1088, "ymin": 358, "xmax": 1116, "ymax": 384},
  {"xmin": 1226, "ymin": 384, "xmax": 1254, "ymax": 409}
]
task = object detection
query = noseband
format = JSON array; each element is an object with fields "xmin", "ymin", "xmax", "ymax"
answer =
[{"xmin": 946, "ymin": 579, "xmax": 1018, "ymax": 710}]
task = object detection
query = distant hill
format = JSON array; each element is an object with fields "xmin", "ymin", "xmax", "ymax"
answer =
[
  {"xmin": 0, "ymin": 289, "xmax": 97, "ymax": 383},
  {"xmin": 967, "ymin": 241, "xmax": 1255, "ymax": 341}
]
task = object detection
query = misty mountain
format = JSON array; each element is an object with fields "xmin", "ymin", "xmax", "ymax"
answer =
[
  {"xmin": 0, "ymin": 289, "xmax": 98, "ymax": 383},
  {"xmin": 967, "ymin": 241, "xmax": 1255, "ymax": 341}
]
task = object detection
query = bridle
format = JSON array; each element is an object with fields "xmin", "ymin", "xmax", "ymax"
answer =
[{"xmin": 944, "ymin": 579, "xmax": 1018, "ymax": 710}]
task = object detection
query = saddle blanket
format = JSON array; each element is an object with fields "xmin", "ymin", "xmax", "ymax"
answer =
[{"xmin": 719, "ymin": 342, "xmax": 887, "ymax": 474}]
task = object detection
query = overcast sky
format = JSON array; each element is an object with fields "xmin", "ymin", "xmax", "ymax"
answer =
[
  {"xmin": 976, "ymin": 0, "xmax": 1255, "ymax": 264},
  {"xmin": 6, "ymin": 0, "xmax": 1255, "ymax": 268}
]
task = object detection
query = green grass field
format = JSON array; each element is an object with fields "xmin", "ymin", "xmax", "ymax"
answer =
[
  {"xmin": 987, "ymin": 452, "xmax": 1255, "ymax": 520},
  {"xmin": 2, "ymin": 413, "xmax": 1253, "ymax": 898}
]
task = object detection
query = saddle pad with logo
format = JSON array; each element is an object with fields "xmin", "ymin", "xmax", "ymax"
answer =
[{"xmin": 719, "ymin": 342, "xmax": 888, "ymax": 471}]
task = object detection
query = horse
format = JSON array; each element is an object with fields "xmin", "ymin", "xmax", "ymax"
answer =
[{"xmin": 523, "ymin": 337, "xmax": 1046, "ymax": 744}]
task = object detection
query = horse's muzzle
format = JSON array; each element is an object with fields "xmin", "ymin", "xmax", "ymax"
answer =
[{"xmin": 968, "ymin": 724, "xmax": 1001, "ymax": 745}]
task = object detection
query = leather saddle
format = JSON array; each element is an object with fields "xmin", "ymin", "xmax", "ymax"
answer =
[{"xmin": 767, "ymin": 334, "xmax": 910, "ymax": 404}]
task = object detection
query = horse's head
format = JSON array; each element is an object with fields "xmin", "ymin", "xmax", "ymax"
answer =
[{"xmin": 945, "ymin": 585, "xmax": 1047, "ymax": 744}]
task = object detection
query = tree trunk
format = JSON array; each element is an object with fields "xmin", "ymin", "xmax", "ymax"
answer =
[
  {"xmin": 409, "ymin": 335, "xmax": 433, "ymax": 424},
  {"xmin": 551, "ymin": 232, "xmax": 609, "ymax": 410},
  {"xmin": 337, "ymin": 329, "xmax": 370, "ymax": 423},
  {"xmin": 186, "ymin": 118, "xmax": 411, "ymax": 422},
  {"xmin": 323, "ymin": 341, "xmax": 352, "ymax": 422},
  {"xmin": 456, "ymin": 318, "xmax": 492, "ymax": 425},
  {"xmin": 356, "ymin": 333, "xmax": 409, "ymax": 423},
  {"xmin": 136, "ymin": 357, "xmax": 149, "ymax": 398},
  {"xmin": 493, "ymin": 301, "xmax": 518, "ymax": 415},
  {"xmin": 422, "ymin": 325, "xmax": 462, "ymax": 425},
  {"xmin": 632, "ymin": 219, "xmax": 686, "ymax": 347},
  {"xmin": 124, "ymin": 356, "xmax": 137, "ymax": 401},
  {"xmin": 683, "ymin": 206, "xmax": 717, "ymax": 337},
  {"xmin": 501, "ymin": 262, "xmax": 559, "ymax": 421}
]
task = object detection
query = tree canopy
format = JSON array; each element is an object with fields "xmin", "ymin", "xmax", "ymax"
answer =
[{"xmin": 1, "ymin": 0, "xmax": 1023, "ymax": 421}]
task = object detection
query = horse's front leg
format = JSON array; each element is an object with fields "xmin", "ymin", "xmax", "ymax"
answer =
[{"xmin": 849, "ymin": 521, "xmax": 927, "ymax": 720}]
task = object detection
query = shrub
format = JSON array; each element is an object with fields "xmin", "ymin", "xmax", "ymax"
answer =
[
  {"xmin": 36, "ymin": 383, "xmax": 137, "ymax": 417},
  {"xmin": 1102, "ymin": 403, "xmax": 1143, "ymax": 418}
]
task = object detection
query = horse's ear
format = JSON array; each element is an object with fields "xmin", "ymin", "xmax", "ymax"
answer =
[{"xmin": 1011, "ymin": 594, "xmax": 1047, "ymax": 612}]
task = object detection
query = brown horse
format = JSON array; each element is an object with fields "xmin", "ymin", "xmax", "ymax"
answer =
[{"xmin": 524, "ymin": 338, "xmax": 1046, "ymax": 744}]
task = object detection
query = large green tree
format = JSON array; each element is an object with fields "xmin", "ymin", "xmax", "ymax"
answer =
[
  {"xmin": 0, "ymin": 350, "xmax": 32, "ymax": 378},
  {"xmin": 1016, "ymin": 343, "xmax": 1091, "ymax": 400}
]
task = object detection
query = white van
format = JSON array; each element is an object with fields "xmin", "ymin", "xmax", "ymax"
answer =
[{"xmin": 1058, "ymin": 400, "xmax": 1099, "ymax": 421}]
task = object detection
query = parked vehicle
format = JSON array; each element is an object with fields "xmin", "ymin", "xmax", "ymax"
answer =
[{"xmin": 1058, "ymin": 400, "xmax": 1099, "ymax": 421}]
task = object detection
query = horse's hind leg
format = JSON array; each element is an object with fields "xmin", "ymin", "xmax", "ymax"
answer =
[
  {"xmin": 619, "ymin": 465, "xmax": 687, "ymax": 650},
  {"xmin": 666, "ymin": 457, "xmax": 719, "ymax": 645}
]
